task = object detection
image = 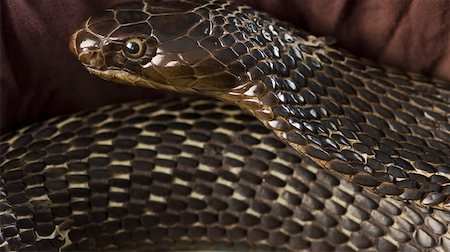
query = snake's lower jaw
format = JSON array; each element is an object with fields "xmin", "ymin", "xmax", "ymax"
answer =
[
  {"xmin": 87, "ymin": 68, "xmax": 143, "ymax": 86},
  {"xmin": 86, "ymin": 67, "xmax": 186, "ymax": 93}
]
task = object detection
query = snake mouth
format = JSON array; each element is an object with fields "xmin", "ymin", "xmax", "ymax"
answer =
[{"xmin": 85, "ymin": 67, "xmax": 182, "ymax": 93}]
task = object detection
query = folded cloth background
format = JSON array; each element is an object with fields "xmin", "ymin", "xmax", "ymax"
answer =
[{"xmin": 1, "ymin": 0, "xmax": 449, "ymax": 133}]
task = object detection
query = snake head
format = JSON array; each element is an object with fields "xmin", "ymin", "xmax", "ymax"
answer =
[{"xmin": 69, "ymin": 0, "xmax": 250, "ymax": 96}]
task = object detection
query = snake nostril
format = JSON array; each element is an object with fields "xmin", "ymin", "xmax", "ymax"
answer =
[
  {"xmin": 69, "ymin": 27, "xmax": 103, "ymax": 66},
  {"xmin": 79, "ymin": 51, "xmax": 104, "ymax": 67}
]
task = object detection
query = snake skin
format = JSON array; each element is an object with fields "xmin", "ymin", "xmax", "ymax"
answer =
[
  {"xmin": 70, "ymin": 0, "xmax": 450, "ymax": 210},
  {"xmin": 1, "ymin": 0, "xmax": 450, "ymax": 251},
  {"xmin": 1, "ymin": 99, "xmax": 449, "ymax": 251}
]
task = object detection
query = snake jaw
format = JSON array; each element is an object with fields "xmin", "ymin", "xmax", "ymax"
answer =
[{"xmin": 85, "ymin": 66, "xmax": 187, "ymax": 93}]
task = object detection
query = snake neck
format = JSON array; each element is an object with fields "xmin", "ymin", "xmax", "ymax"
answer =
[
  {"xmin": 213, "ymin": 6, "xmax": 331, "ymax": 115},
  {"xmin": 214, "ymin": 8, "xmax": 450, "ymax": 210},
  {"xmin": 214, "ymin": 11, "xmax": 337, "ymax": 127}
]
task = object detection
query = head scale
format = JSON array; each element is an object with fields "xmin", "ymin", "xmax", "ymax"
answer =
[{"xmin": 69, "ymin": 0, "xmax": 250, "ymax": 97}]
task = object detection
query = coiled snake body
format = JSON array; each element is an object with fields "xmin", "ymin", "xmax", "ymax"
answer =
[{"xmin": 1, "ymin": 0, "xmax": 450, "ymax": 250}]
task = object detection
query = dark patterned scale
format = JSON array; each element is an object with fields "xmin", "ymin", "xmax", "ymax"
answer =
[
  {"xmin": 262, "ymin": 44, "xmax": 450, "ymax": 208},
  {"xmin": 1, "ymin": 99, "xmax": 449, "ymax": 251},
  {"xmin": 17, "ymin": 0, "xmax": 447, "ymax": 250},
  {"xmin": 172, "ymin": 2, "xmax": 450, "ymax": 209}
]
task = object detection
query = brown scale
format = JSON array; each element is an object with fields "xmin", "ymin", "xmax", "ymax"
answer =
[
  {"xmin": 3, "ymin": 0, "xmax": 450, "ymax": 250},
  {"xmin": 1, "ymin": 98, "xmax": 450, "ymax": 251}
]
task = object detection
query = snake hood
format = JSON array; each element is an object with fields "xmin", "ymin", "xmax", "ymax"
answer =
[{"xmin": 69, "ymin": 0, "xmax": 266, "ymax": 95}]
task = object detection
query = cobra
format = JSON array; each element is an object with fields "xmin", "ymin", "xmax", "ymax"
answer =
[{"xmin": 1, "ymin": 0, "xmax": 449, "ymax": 251}]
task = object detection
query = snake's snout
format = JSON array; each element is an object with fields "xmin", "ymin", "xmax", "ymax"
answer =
[
  {"xmin": 69, "ymin": 32, "xmax": 78, "ymax": 57},
  {"xmin": 69, "ymin": 28, "xmax": 104, "ymax": 68},
  {"xmin": 79, "ymin": 51, "xmax": 105, "ymax": 68}
]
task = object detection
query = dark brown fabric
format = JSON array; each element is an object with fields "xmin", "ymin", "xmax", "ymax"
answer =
[{"xmin": 1, "ymin": 0, "xmax": 450, "ymax": 133}]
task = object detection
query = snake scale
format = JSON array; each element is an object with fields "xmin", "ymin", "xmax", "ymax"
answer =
[{"xmin": 1, "ymin": 0, "xmax": 450, "ymax": 250}]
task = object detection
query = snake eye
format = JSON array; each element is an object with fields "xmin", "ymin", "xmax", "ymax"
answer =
[{"xmin": 123, "ymin": 38, "xmax": 146, "ymax": 58}]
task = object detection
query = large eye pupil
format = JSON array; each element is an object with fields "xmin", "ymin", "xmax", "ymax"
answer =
[
  {"xmin": 123, "ymin": 38, "xmax": 146, "ymax": 58},
  {"xmin": 125, "ymin": 41, "xmax": 140, "ymax": 54}
]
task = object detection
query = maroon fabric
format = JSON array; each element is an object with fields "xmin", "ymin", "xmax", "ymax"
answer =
[{"xmin": 2, "ymin": 0, "xmax": 450, "ymax": 133}]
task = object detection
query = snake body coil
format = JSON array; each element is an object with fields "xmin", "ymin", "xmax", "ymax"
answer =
[{"xmin": 1, "ymin": 0, "xmax": 450, "ymax": 251}]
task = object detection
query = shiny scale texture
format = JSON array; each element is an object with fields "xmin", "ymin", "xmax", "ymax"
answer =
[
  {"xmin": 70, "ymin": 0, "xmax": 450, "ymax": 209},
  {"xmin": 1, "ymin": 0, "xmax": 450, "ymax": 250},
  {"xmin": 1, "ymin": 99, "xmax": 450, "ymax": 251}
]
